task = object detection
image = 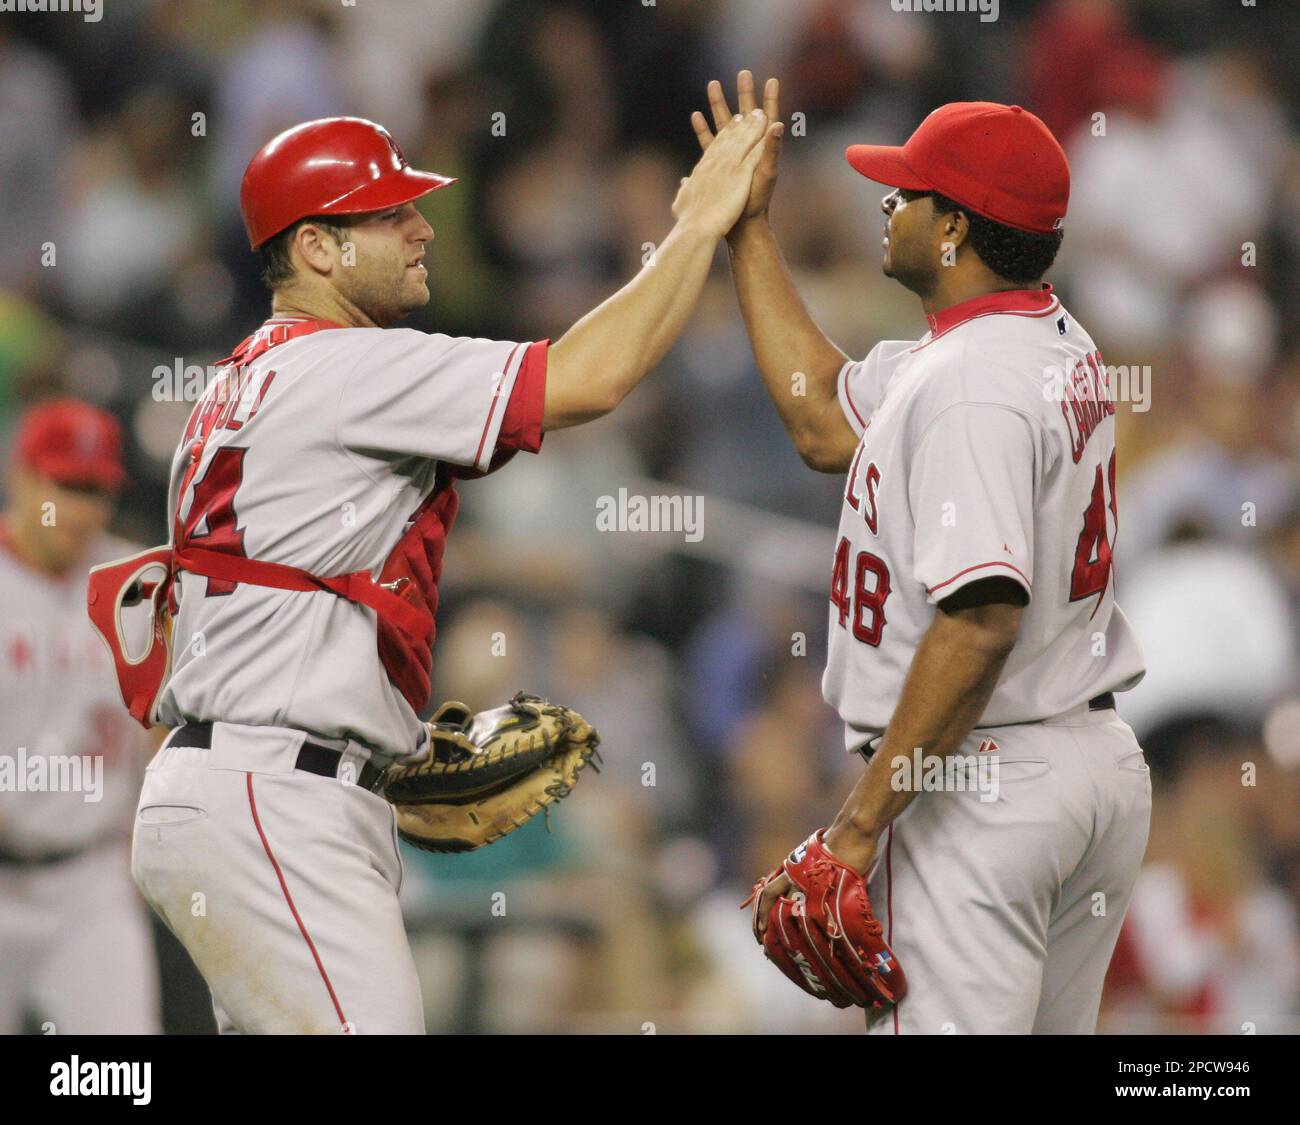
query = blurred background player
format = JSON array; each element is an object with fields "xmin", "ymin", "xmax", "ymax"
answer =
[{"xmin": 0, "ymin": 399, "xmax": 160, "ymax": 1034}]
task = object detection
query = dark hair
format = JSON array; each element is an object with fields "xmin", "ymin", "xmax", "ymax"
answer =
[
  {"xmin": 257, "ymin": 216, "xmax": 350, "ymax": 289},
  {"xmin": 927, "ymin": 190, "xmax": 1063, "ymax": 284}
]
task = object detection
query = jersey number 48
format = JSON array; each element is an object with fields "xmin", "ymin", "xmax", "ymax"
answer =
[{"xmin": 830, "ymin": 538, "xmax": 890, "ymax": 646}]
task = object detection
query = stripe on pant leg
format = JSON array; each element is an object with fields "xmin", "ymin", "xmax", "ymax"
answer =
[{"xmin": 245, "ymin": 772, "xmax": 349, "ymax": 1031}]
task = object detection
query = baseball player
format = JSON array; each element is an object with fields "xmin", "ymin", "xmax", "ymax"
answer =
[
  {"xmin": 0, "ymin": 400, "xmax": 160, "ymax": 1034},
  {"xmin": 97, "ymin": 112, "xmax": 769, "ymax": 1034},
  {"xmin": 695, "ymin": 74, "xmax": 1152, "ymax": 1033}
]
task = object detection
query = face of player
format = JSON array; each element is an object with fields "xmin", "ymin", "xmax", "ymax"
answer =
[
  {"xmin": 879, "ymin": 188, "xmax": 946, "ymax": 299},
  {"xmin": 6, "ymin": 467, "xmax": 116, "ymax": 574},
  {"xmin": 331, "ymin": 202, "xmax": 435, "ymax": 327}
]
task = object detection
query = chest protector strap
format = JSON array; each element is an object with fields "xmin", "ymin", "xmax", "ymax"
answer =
[
  {"xmin": 87, "ymin": 483, "xmax": 457, "ymax": 729},
  {"xmin": 87, "ymin": 316, "xmax": 463, "ymax": 731}
]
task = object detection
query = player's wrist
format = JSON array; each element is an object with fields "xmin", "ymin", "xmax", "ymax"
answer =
[
  {"xmin": 823, "ymin": 819, "xmax": 881, "ymax": 873},
  {"xmin": 672, "ymin": 209, "xmax": 731, "ymax": 244},
  {"xmin": 726, "ymin": 213, "xmax": 770, "ymax": 250}
]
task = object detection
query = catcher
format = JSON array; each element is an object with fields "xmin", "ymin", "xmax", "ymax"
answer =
[{"xmin": 87, "ymin": 111, "xmax": 769, "ymax": 1034}]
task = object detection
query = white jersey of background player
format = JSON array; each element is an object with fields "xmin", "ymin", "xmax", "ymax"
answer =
[
  {"xmin": 0, "ymin": 401, "xmax": 159, "ymax": 1034},
  {"xmin": 124, "ymin": 113, "xmax": 771, "ymax": 1034},
  {"xmin": 700, "ymin": 77, "xmax": 1153, "ymax": 1033}
]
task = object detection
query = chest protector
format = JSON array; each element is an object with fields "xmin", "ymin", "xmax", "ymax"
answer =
[{"xmin": 87, "ymin": 319, "xmax": 462, "ymax": 729}]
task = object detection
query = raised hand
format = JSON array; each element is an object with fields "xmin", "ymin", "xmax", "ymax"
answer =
[
  {"xmin": 691, "ymin": 71, "xmax": 784, "ymax": 229},
  {"xmin": 671, "ymin": 101, "xmax": 769, "ymax": 240}
]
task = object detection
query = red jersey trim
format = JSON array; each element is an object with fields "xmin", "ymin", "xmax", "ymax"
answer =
[
  {"xmin": 912, "ymin": 285, "xmax": 1059, "ymax": 352},
  {"xmin": 214, "ymin": 317, "xmax": 345, "ymax": 368},
  {"xmin": 926, "ymin": 284, "xmax": 1056, "ymax": 335},
  {"xmin": 472, "ymin": 342, "xmax": 524, "ymax": 468},
  {"xmin": 839, "ymin": 360, "xmax": 867, "ymax": 432},
  {"xmin": 926, "ymin": 559, "xmax": 1033, "ymax": 596},
  {"xmin": 498, "ymin": 339, "xmax": 548, "ymax": 454}
]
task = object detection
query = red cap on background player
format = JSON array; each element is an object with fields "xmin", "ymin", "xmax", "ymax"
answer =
[
  {"xmin": 240, "ymin": 116, "xmax": 457, "ymax": 249},
  {"xmin": 846, "ymin": 102, "xmax": 1069, "ymax": 235},
  {"xmin": 14, "ymin": 399, "xmax": 127, "ymax": 490}
]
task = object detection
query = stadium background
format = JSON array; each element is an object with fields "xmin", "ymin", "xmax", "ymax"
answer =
[{"xmin": 1, "ymin": 0, "xmax": 1297, "ymax": 1033}]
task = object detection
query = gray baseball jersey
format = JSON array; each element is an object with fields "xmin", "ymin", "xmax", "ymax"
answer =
[
  {"xmin": 823, "ymin": 285, "xmax": 1145, "ymax": 750},
  {"xmin": 158, "ymin": 318, "xmax": 544, "ymax": 755}
]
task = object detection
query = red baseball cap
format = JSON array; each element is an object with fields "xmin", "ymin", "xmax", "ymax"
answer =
[
  {"xmin": 846, "ymin": 102, "xmax": 1069, "ymax": 234},
  {"xmin": 14, "ymin": 399, "xmax": 127, "ymax": 490}
]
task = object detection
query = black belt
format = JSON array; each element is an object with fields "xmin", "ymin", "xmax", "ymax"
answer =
[
  {"xmin": 860, "ymin": 691, "xmax": 1118, "ymax": 761},
  {"xmin": 977, "ymin": 691, "xmax": 1117, "ymax": 727},
  {"xmin": 168, "ymin": 723, "xmax": 388, "ymax": 794}
]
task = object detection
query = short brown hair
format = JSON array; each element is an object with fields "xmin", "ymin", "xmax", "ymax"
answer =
[{"xmin": 257, "ymin": 216, "xmax": 351, "ymax": 290}]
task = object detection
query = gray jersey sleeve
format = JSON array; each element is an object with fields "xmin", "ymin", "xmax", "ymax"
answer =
[
  {"xmin": 837, "ymin": 341, "xmax": 913, "ymax": 435},
  {"xmin": 334, "ymin": 329, "xmax": 531, "ymax": 471},
  {"xmin": 908, "ymin": 402, "xmax": 1039, "ymax": 604}
]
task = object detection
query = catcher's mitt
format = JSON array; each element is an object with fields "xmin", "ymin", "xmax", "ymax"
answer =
[
  {"xmin": 743, "ymin": 829, "xmax": 907, "ymax": 1010},
  {"xmin": 383, "ymin": 692, "xmax": 600, "ymax": 853}
]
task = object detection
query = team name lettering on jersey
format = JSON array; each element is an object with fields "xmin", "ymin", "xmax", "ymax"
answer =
[
  {"xmin": 182, "ymin": 367, "xmax": 277, "ymax": 445},
  {"xmin": 824, "ymin": 292, "xmax": 1146, "ymax": 745},
  {"xmin": 845, "ymin": 444, "xmax": 882, "ymax": 534}
]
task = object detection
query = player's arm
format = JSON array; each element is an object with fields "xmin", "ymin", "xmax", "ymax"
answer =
[
  {"xmin": 819, "ymin": 579, "xmax": 1025, "ymax": 871},
  {"xmin": 753, "ymin": 578, "xmax": 1024, "ymax": 934},
  {"xmin": 815, "ymin": 407, "xmax": 1040, "ymax": 873},
  {"xmin": 726, "ymin": 220, "xmax": 855, "ymax": 471},
  {"xmin": 542, "ymin": 108, "xmax": 771, "ymax": 431},
  {"xmin": 751, "ymin": 400, "xmax": 1039, "ymax": 928},
  {"xmin": 695, "ymin": 72, "xmax": 859, "ymax": 474}
]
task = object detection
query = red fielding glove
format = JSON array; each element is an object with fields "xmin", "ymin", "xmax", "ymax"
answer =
[{"xmin": 743, "ymin": 829, "xmax": 907, "ymax": 1010}]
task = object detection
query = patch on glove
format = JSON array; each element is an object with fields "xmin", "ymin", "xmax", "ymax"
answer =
[
  {"xmin": 383, "ymin": 691, "xmax": 600, "ymax": 853},
  {"xmin": 744, "ymin": 829, "xmax": 907, "ymax": 1010}
]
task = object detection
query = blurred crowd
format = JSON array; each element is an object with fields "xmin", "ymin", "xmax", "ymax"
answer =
[{"xmin": 0, "ymin": 0, "xmax": 1296, "ymax": 1033}]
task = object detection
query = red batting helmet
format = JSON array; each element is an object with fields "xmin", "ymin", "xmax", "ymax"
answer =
[{"xmin": 239, "ymin": 116, "xmax": 456, "ymax": 250}]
